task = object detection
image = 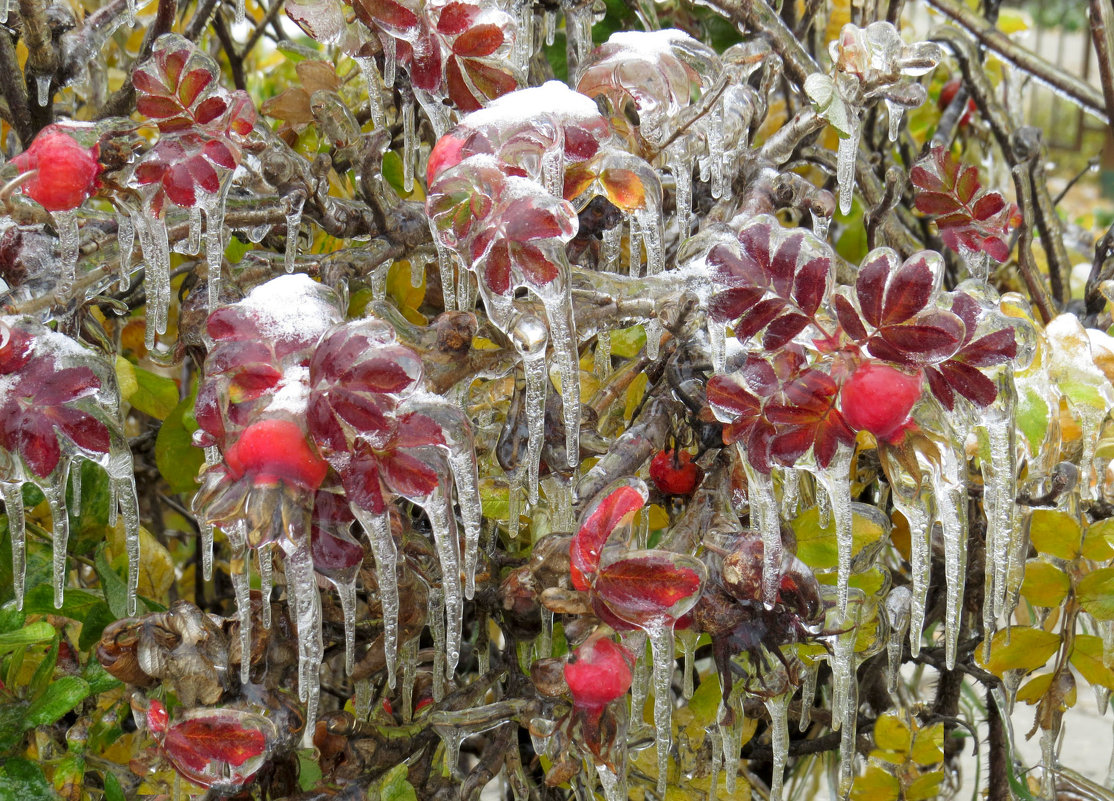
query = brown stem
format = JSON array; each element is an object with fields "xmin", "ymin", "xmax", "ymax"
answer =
[
  {"xmin": 694, "ymin": 0, "xmax": 819, "ymax": 86},
  {"xmin": 1091, "ymin": 0, "xmax": 1114, "ymax": 123},
  {"xmin": 18, "ymin": 0, "xmax": 57, "ymax": 132},
  {"xmin": 241, "ymin": 0, "xmax": 288, "ymax": 59},
  {"xmin": 866, "ymin": 166, "xmax": 904, "ymax": 250},
  {"xmin": 211, "ymin": 15, "xmax": 246, "ymax": 90},
  {"xmin": 986, "ymin": 687, "xmax": 1009, "ymax": 801},
  {"xmin": 0, "ymin": 29, "xmax": 32, "ymax": 146},
  {"xmin": 926, "ymin": 0, "xmax": 1108, "ymax": 123},
  {"xmin": 1011, "ymin": 162, "xmax": 1056, "ymax": 325}
]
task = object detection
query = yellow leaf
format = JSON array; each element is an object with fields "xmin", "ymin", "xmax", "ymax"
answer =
[
  {"xmin": 977, "ymin": 627, "xmax": 1060, "ymax": 678},
  {"xmin": 872, "ymin": 712, "xmax": 911, "ymax": 754},
  {"xmin": 1028, "ymin": 509, "xmax": 1082, "ymax": 560},
  {"xmin": 907, "ymin": 770, "xmax": 945, "ymax": 801},
  {"xmin": 1020, "ymin": 559, "xmax": 1070, "ymax": 609},
  {"xmin": 1070, "ymin": 635, "xmax": 1114, "ymax": 691},
  {"xmin": 108, "ymin": 522, "xmax": 174, "ymax": 603},
  {"xmin": 910, "ymin": 722, "xmax": 944, "ymax": 766},
  {"xmin": 849, "ymin": 766, "xmax": 900, "ymax": 801},
  {"xmin": 387, "ymin": 261, "xmax": 427, "ymax": 325},
  {"xmin": 1017, "ymin": 672, "xmax": 1053, "ymax": 704}
]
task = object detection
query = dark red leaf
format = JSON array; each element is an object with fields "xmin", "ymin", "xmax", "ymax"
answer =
[
  {"xmin": 396, "ymin": 412, "xmax": 446, "ymax": 448},
  {"xmin": 307, "ymin": 393, "xmax": 347, "ymax": 454},
  {"xmin": 408, "ymin": 30, "xmax": 443, "ymax": 91},
  {"xmin": 328, "ymin": 388, "xmax": 392, "ymax": 433},
  {"xmin": 762, "ymin": 313, "xmax": 810, "ymax": 350},
  {"xmin": 341, "ymin": 352, "xmax": 421, "ymax": 394},
  {"xmin": 193, "ymin": 96, "xmax": 229, "ymax": 126},
  {"xmin": 914, "ymin": 192, "xmax": 963, "ymax": 216},
  {"xmin": 925, "ymin": 366, "xmax": 955, "ymax": 410},
  {"xmin": 451, "ymin": 58, "xmax": 516, "ymax": 107},
  {"xmin": 709, "ymin": 286, "xmax": 764, "ymax": 324},
  {"xmin": 734, "ymin": 297, "xmax": 786, "ymax": 341},
  {"xmin": 164, "ymin": 163, "xmax": 197, "ymax": 207},
  {"xmin": 738, "ymin": 220, "xmax": 772, "ymax": 272},
  {"xmin": 16, "ymin": 414, "xmax": 61, "ymax": 477},
  {"xmin": 939, "ymin": 360, "xmax": 998, "ymax": 406},
  {"xmin": 959, "ymin": 328, "xmax": 1016, "ymax": 367},
  {"xmin": 595, "ymin": 552, "xmax": 703, "ymax": 625},
  {"xmin": 504, "ymin": 203, "xmax": 570, "ymax": 242},
  {"xmin": 341, "ymin": 454, "xmax": 386, "ymax": 514},
  {"xmin": 705, "ymin": 374, "xmax": 761, "ymax": 418},
  {"xmin": 513, "ymin": 242, "xmax": 561, "ymax": 288},
  {"xmin": 793, "ymin": 256, "xmax": 829, "ymax": 316},
  {"xmin": 437, "ymin": 1, "xmax": 477, "ymax": 34},
  {"xmin": 877, "ymin": 322, "xmax": 961, "ymax": 360},
  {"xmin": 833, "ymin": 294, "xmax": 867, "ymax": 342},
  {"xmin": 136, "ymin": 95, "xmax": 185, "ymax": 120},
  {"xmin": 971, "ymin": 192, "xmax": 1006, "ymax": 220},
  {"xmin": 361, "ymin": 0, "xmax": 419, "ymax": 29},
  {"xmin": 769, "ymin": 425, "xmax": 814, "ymax": 465},
  {"xmin": 882, "ymin": 254, "xmax": 934, "ymax": 325},
  {"xmin": 452, "ymin": 24, "xmax": 504, "ymax": 57},
  {"xmin": 769, "ymin": 233, "xmax": 801, "ymax": 298},
  {"xmin": 379, "ymin": 449, "xmax": 440, "ymax": 500},
  {"xmin": 856, "ymin": 252, "xmax": 891, "ymax": 328},
  {"xmin": 909, "ymin": 164, "xmax": 944, "ymax": 192},
  {"xmin": 47, "ymin": 406, "xmax": 111, "ymax": 455}
]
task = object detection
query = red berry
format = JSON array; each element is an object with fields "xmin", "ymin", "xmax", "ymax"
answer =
[
  {"xmin": 650, "ymin": 449, "xmax": 703, "ymax": 496},
  {"xmin": 427, "ymin": 133, "xmax": 467, "ymax": 186},
  {"xmin": 11, "ymin": 128, "xmax": 100, "ymax": 211},
  {"xmin": 224, "ymin": 419, "xmax": 328, "ymax": 490},
  {"xmin": 840, "ymin": 362, "xmax": 922, "ymax": 440},
  {"xmin": 563, "ymin": 636, "xmax": 634, "ymax": 710},
  {"xmin": 937, "ymin": 79, "xmax": 976, "ymax": 128}
]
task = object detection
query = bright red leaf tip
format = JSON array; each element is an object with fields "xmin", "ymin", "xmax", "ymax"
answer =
[
  {"xmin": 840, "ymin": 361, "xmax": 922, "ymax": 440},
  {"xmin": 570, "ymin": 479, "xmax": 648, "ymax": 591},
  {"xmin": 650, "ymin": 449, "xmax": 703, "ymax": 496},
  {"xmin": 224, "ymin": 418, "xmax": 329, "ymax": 490},
  {"xmin": 146, "ymin": 698, "xmax": 169, "ymax": 735},
  {"xmin": 11, "ymin": 128, "xmax": 100, "ymax": 211},
  {"xmin": 564, "ymin": 635, "xmax": 634, "ymax": 710}
]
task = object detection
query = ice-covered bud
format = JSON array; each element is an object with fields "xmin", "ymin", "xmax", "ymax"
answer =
[
  {"xmin": 224, "ymin": 418, "xmax": 328, "ymax": 490},
  {"xmin": 563, "ymin": 635, "xmax": 634, "ymax": 710},
  {"xmin": 12, "ymin": 127, "xmax": 101, "ymax": 211},
  {"xmin": 840, "ymin": 361, "xmax": 921, "ymax": 440},
  {"xmin": 649, "ymin": 449, "xmax": 703, "ymax": 496}
]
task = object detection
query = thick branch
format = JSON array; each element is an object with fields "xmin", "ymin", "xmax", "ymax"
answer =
[
  {"xmin": 927, "ymin": 0, "xmax": 1108, "ymax": 123},
  {"xmin": 0, "ymin": 29, "xmax": 32, "ymax": 145},
  {"xmin": 1091, "ymin": 0, "xmax": 1114, "ymax": 123},
  {"xmin": 694, "ymin": 0, "xmax": 819, "ymax": 86}
]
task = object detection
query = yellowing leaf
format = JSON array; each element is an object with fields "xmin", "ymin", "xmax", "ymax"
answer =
[
  {"xmin": 108, "ymin": 522, "xmax": 174, "ymax": 604},
  {"xmin": 910, "ymin": 723, "xmax": 944, "ymax": 766},
  {"xmin": 1077, "ymin": 567, "xmax": 1114, "ymax": 620},
  {"xmin": 849, "ymin": 766, "xmax": 900, "ymax": 801},
  {"xmin": 1070, "ymin": 635, "xmax": 1114, "ymax": 691},
  {"xmin": 1085, "ymin": 518, "xmax": 1114, "ymax": 561},
  {"xmin": 794, "ymin": 503, "xmax": 887, "ymax": 571},
  {"xmin": 870, "ymin": 712, "xmax": 911, "ymax": 763},
  {"xmin": 387, "ymin": 261, "xmax": 426, "ymax": 325},
  {"xmin": 1028, "ymin": 509, "xmax": 1081, "ymax": 560},
  {"xmin": 1017, "ymin": 672, "xmax": 1053, "ymax": 704},
  {"xmin": 1020, "ymin": 559, "xmax": 1070, "ymax": 609},
  {"xmin": 907, "ymin": 771, "xmax": 945, "ymax": 801},
  {"xmin": 977, "ymin": 627, "xmax": 1060, "ymax": 678}
]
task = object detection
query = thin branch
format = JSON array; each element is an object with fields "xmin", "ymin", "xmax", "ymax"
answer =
[
  {"xmin": 866, "ymin": 166, "xmax": 904, "ymax": 250},
  {"xmin": 97, "ymin": 0, "xmax": 178, "ymax": 119},
  {"xmin": 693, "ymin": 0, "xmax": 819, "ymax": 86},
  {"xmin": 18, "ymin": 0, "xmax": 57, "ymax": 132},
  {"xmin": 0, "ymin": 29, "xmax": 32, "ymax": 146},
  {"xmin": 1091, "ymin": 0, "xmax": 1114, "ymax": 122},
  {"xmin": 1011, "ymin": 161, "xmax": 1057, "ymax": 325},
  {"xmin": 241, "ymin": 0, "xmax": 287, "ymax": 58},
  {"xmin": 926, "ymin": 0, "xmax": 1108, "ymax": 123}
]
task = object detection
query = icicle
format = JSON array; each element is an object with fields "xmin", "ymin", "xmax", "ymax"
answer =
[
  {"xmin": 203, "ymin": 195, "xmax": 228, "ymax": 313},
  {"xmin": 425, "ymin": 487, "xmax": 463, "ymax": 679},
  {"xmin": 258, "ymin": 545, "xmax": 273, "ymax": 629},
  {"xmin": 542, "ymin": 8, "xmax": 556, "ymax": 46},
  {"xmin": 3, "ymin": 483, "xmax": 26, "ymax": 609},
  {"xmin": 55, "ymin": 209, "xmax": 79, "ymax": 291},
  {"xmin": 513, "ymin": 314, "xmax": 548, "ymax": 504},
  {"xmin": 200, "ymin": 521, "xmax": 214, "ymax": 581},
  {"xmin": 669, "ymin": 150, "xmax": 693, "ymax": 241},
  {"xmin": 457, "ymin": 265, "xmax": 476, "ymax": 312},
  {"xmin": 107, "ymin": 451, "xmax": 142, "ymax": 616},
  {"xmin": 123, "ymin": 0, "xmax": 135, "ymax": 21},
  {"xmin": 44, "ymin": 478, "xmax": 69, "ymax": 609},
  {"xmin": 36, "ymin": 75, "xmax": 51, "ymax": 107},
  {"xmin": 1040, "ymin": 727, "xmax": 1057, "ymax": 799},
  {"xmin": 595, "ymin": 330, "xmax": 611, "ymax": 381},
  {"xmin": 353, "ymin": 507, "xmax": 399, "ymax": 687},
  {"xmin": 428, "ymin": 588, "xmax": 447, "ymax": 701},
  {"xmin": 707, "ymin": 725, "xmax": 723, "ymax": 801},
  {"xmin": 356, "ymin": 57, "xmax": 387, "ymax": 129},
  {"xmin": 228, "ymin": 526, "xmax": 252, "ymax": 686},
  {"xmin": 0, "ymin": 0, "xmax": 9, "ymax": 24},
  {"xmin": 414, "ymin": 88, "xmax": 452, "ymax": 140},
  {"xmin": 678, "ymin": 628, "xmax": 698, "ymax": 699},
  {"xmin": 594, "ymin": 764, "xmax": 622, "ymax": 801},
  {"xmin": 812, "ymin": 209, "xmax": 831, "ymax": 240},
  {"xmin": 135, "ymin": 209, "xmax": 171, "ymax": 350},
  {"xmin": 934, "ymin": 437, "xmax": 968, "ymax": 670},
  {"xmin": 780, "ymin": 467, "xmax": 800, "ymax": 519},
  {"xmin": 623, "ymin": 629, "xmax": 649, "ymax": 734},
  {"xmin": 285, "ymin": 543, "xmax": 323, "ymax": 737},
  {"xmin": 116, "ymin": 212, "xmax": 135, "ymax": 290},
  {"xmin": 185, "ymin": 206, "xmax": 202, "ymax": 255},
  {"xmin": 884, "ymin": 99, "xmax": 903, "ymax": 142},
  {"xmin": 709, "ymin": 320, "xmax": 726, "ymax": 373},
  {"xmin": 284, "ymin": 194, "xmax": 304, "ymax": 274},
  {"xmin": 370, "ymin": 262, "xmax": 388, "ymax": 301},
  {"xmin": 646, "ymin": 622, "xmax": 676, "ymax": 797},
  {"xmin": 507, "ymin": 476, "xmax": 522, "ymax": 539},
  {"xmin": 234, "ymin": 0, "xmax": 245, "ymax": 26},
  {"xmin": 539, "ymin": 291, "xmax": 580, "ymax": 468},
  {"xmin": 830, "ymin": 605, "xmax": 859, "ymax": 791},
  {"xmin": 719, "ymin": 693, "xmax": 744, "ymax": 796},
  {"xmin": 564, "ymin": 4, "xmax": 594, "ymax": 77},
  {"xmin": 707, "ymin": 102, "xmax": 727, "ymax": 200},
  {"xmin": 70, "ymin": 460, "xmax": 82, "ymax": 523},
  {"xmin": 904, "ymin": 502, "xmax": 931, "ymax": 656},
  {"xmin": 813, "ymin": 446, "xmax": 854, "ymax": 617},
  {"xmin": 537, "ymin": 607, "xmax": 553, "ymax": 657},
  {"xmin": 400, "ymin": 636, "xmax": 418, "ymax": 720},
  {"xmin": 743, "ymin": 459, "xmax": 781, "ymax": 607},
  {"xmin": 353, "ymin": 678, "xmax": 372, "ymax": 720},
  {"xmin": 338, "ymin": 577, "xmax": 357, "ymax": 675},
  {"xmin": 437, "ymin": 241, "xmax": 457, "ymax": 312},
  {"xmin": 602, "ymin": 221, "xmax": 622, "ymax": 273},
  {"xmin": 799, "ymin": 660, "xmax": 818, "ymax": 732},
  {"xmin": 885, "ymin": 586, "xmax": 911, "ymax": 694},
  {"xmin": 382, "ymin": 35, "xmax": 397, "ymax": 88},
  {"xmin": 766, "ymin": 692, "xmax": 790, "ymax": 801},
  {"xmin": 984, "ymin": 389, "xmax": 1017, "ymax": 621},
  {"xmin": 402, "ymin": 94, "xmax": 416, "ymax": 194},
  {"xmin": 836, "ymin": 123, "xmax": 860, "ymax": 216},
  {"xmin": 439, "ymin": 726, "xmax": 465, "ymax": 777},
  {"xmin": 511, "ymin": 0, "xmax": 532, "ymax": 74},
  {"xmin": 543, "ymin": 475, "xmax": 575, "ymax": 531},
  {"xmin": 445, "ymin": 437, "xmax": 481, "ymax": 600}
]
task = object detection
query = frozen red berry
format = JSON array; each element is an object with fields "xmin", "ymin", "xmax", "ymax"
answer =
[
  {"xmin": 224, "ymin": 418, "xmax": 328, "ymax": 490},
  {"xmin": 937, "ymin": 78, "xmax": 976, "ymax": 129},
  {"xmin": 840, "ymin": 362, "xmax": 921, "ymax": 440},
  {"xmin": 650, "ymin": 449, "xmax": 703, "ymax": 496},
  {"xmin": 563, "ymin": 636, "xmax": 634, "ymax": 710},
  {"xmin": 11, "ymin": 128, "xmax": 101, "ymax": 211}
]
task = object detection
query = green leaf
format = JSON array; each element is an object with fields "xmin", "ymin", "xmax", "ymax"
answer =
[
  {"xmin": 22, "ymin": 585, "xmax": 105, "ymax": 621},
  {"xmin": 115, "ymin": 356, "xmax": 180, "ymax": 420},
  {"xmin": 1085, "ymin": 518, "xmax": 1114, "ymax": 561},
  {"xmin": 82, "ymin": 658, "xmax": 122, "ymax": 695},
  {"xmin": 24, "ymin": 676, "xmax": 89, "ymax": 728},
  {"xmin": 1028, "ymin": 509, "xmax": 1081, "ymax": 560},
  {"xmin": 479, "ymin": 478, "xmax": 509, "ymax": 521},
  {"xmin": 0, "ymin": 602, "xmax": 26, "ymax": 634},
  {"xmin": 102, "ymin": 770, "xmax": 125, "ymax": 801},
  {"xmin": 1020, "ymin": 559, "xmax": 1070, "ymax": 608},
  {"xmin": 29, "ymin": 635, "xmax": 59, "ymax": 698},
  {"xmin": 1077, "ymin": 566, "xmax": 1114, "ymax": 620},
  {"xmin": 0, "ymin": 758, "xmax": 60, "ymax": 801},
  {"xmin": 1070, "ymin": 635, "xmax": 1114, "ymax": 691},
  {"xmin": 379, "ymin": 763, "xmax": 418, "ymax": 801},
  {"xmin": 976, "ymin": 627, "xmax": 1060, "ymax": 677},
  {"xmin": 609, "ymin": 324, "xmax": 647, "ymax": 358},
  {"xmin": 382, "ymin": 151, "xmax": 406, "ymax": 196},
  {"xmin": 155, "ymin": 380, "xmax": 205, "ymax": 495},
  {"xmin": 0, "ymin": 621, "xmax": 55, "ymax": 652},
  {"xmin": 77, "ymin": 601, "xmax": 117, "ymax": 652},
  {"xmin": 297, "ymin": 748, "xmax": 323, "ymax": 792},
  {"xmin": 95, "ymin": 543, "xmax": 130, "ymax": 619},
  {"xmin": 1016, "ymin": 386, "xmax": 1049, "ymax": 452},
  {"xmin": 543, "ymin": 33, "xmax": 568, "ymax": 84}
]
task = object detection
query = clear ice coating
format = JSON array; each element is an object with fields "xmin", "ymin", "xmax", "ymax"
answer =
[
  {"xmin": 743, "ymin": 458, "xmax": 782, "ymax": 607},
  {"xmin": 55, "ymin": 209, "xmax": 79, "ymax": 291},
  {"xmin": 765, "ymin": 692, "xmax": 790, "ymax": 801},
  {"xmin": 647, "ymin": 622, "xmax": 675, "ymax": 796},
  {"xmin": 284, "ymin": 541, "xmax": 323, "ymax": 737},
  {"xmin": 932, "ymin": 425, "xmax": 969, "ymax": 670}
]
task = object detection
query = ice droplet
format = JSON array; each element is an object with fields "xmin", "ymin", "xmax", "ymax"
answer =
[
  {"xmin": 3, "ymin": 482, "xmax": 26, "ymax": 608},
  {"xmin": 766, "ymin": 692, "xmax": 790, "ymax": 801},
  {"xmin": 743, "ymin": 458, "xmax": 781, "ymax": 606},
  {"xmin": 884, "ymin": 98, "xmax": 903, "ymax": 142},
  {"xmin": 647, "ymin": 622, "xmax": 676, "ymax": 797},
  {"xmin": 55, "ymin": 209, "xmax": 79, "ymax": 291},
  {"xmin": 837, "ymin": 124, "xmax": 860, "ymax": 216},
  {"xmin": 0, "ymin": 0, "xmax": 9, "ymax": 24},
  {"xmin": 885, "ymin": 586, "xmax": 912, "ymax": 694},
  {"xmin": 543, "ymin": 8, "xmax": 556, "ymax": 46},
  {"xmin": 812, "ymin": 209, "xmax": 831, "ymax": 240},
  {"xmin": 353, "ymin": 507, "xmax": 399, "ymax": 687},
  {"xmin": 36, "ymin": 75, "xmax": 51, "ymax": 108},
  {"xmin": 719, "ymin": 693, "xmax": 745, "ymax": 795},
  {"xmin": 284, "ymin": 542, "xmax": 323, "ymax": 738},
  {"xmin": 284, "ymin": 194, "xmax": 304, "ymax": 274}
]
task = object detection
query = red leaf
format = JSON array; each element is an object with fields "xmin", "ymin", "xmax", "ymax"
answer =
[
  {"xmin": 882, "ymin": 254, "xmax": 934, "ymax": 325},
  {"xmin": 876, "ymin": 321, "xmax": 961, "ymax": 360},
  {"xmin": 437, "ymin": 1, "xmax": 477, "ymax": 34},
  {"xmin": 855, "ymin": 252, "xmax": 891, "ymax": 328},
  {"xmin": 833, "ymin": 294, "xmax": 867, "ymax": 342},
  {"xmin": 706, "ymin": 373, "xmax": 761, "ymax": 419},
  {"xmin": 16, "ymin": 414, "xmax": 61, "ymax": 477},
  {"xmin": 909, "ymin": 164, "xmax": 944, "ymax": 192},
  {"xmin": 955, "ymin": 166, "xmax": 980, "ymax": 204},
  {"xmin": 45, "ymin": 406, "xmax": 111, "ymax": 454},
  {"xmin": 734, "ymin": 297, "xmax": 786, "ymax": 341},
  {"xmin": 959, "ymin": 328, "xmax": 1017, "ymax": 367},
  {"xmin": 769, "ymin": 425, "xmax": 814, "ymax": 465},
  {"xmin": 769, "ymin": 233, "xmax": 801, "ymax": 297},
  {"xmin": 971, "ymin": 192, "xmax": 1006, "ymax": 221},
  {"xmin": 452, "ymin": 24, "xmax": 504, "ymax": 57},
  {"xmin": 396, "ymin": 412, "xmax": 447, "ymax": 448},
  {"xmin": 327, "ymin": 388, "xmax": 393, "ymax": 433},
  {"xmin": 939, "ymin": 360, "xmax": 997, "ymax": 406},
  {"xmin": 342, "ymin": 351, "xmax": 422, "ymax": 394},
  {"xmin": 178, "ymin": 69, "xmax": 213, "ymax": 108},
  {"xmin": 570, "ymin": 481, "xmax": 647, "ymax": 591},
  {"xmin": 136, "ymin": 95, "xmax": 185, "ymax": 120},
  {"xmin": 379, "ymin": 449, "xmax": 440, "ymax": 500},
  {"xmin": 709, "ymin": 285, "xmax": 764, "ymax": 324},
  {"xmin": 914, "ymin": 192, "xmax": 963, "ymax": 216},
  {"xmin": 193, "ymin": 96, "xmax": 229, "ymax": 126},
  {"xmin": 925, "ymin": 366, "xmax": 955, "ymax": 410},
  {"xmin": 163, "ymin": 716, "xmax": 266, "ymax": 772},
  {"xmin": 341, "ymin": 454, "xmax": 387, "ymax": 514},
  {"xmin": 762, "ymin": 312, "xmax": 809, "ymax": 350},
  {"xmin": 594, "ymin": 551, "xmax": 704, "ymax": 626},
  {"xmin": 793, "ymin": 256, "xmax": 829, "ymax": 316},
  {"xmin": 513, "ymin": 242, "xmax": 561, "ymax": 288}
]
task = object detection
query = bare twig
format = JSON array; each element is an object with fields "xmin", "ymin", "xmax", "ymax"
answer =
[
  {"xmin": 18, "ymin": 0, "xmax": 57, "ymax": 131},
  {"xmin": 693, "ymin": 0, "xmax": 819, "ymax": 86},
  {"xmin": 926, "ymin": 0, "xmax": 1108, "ymax": 123},
  {"xmin": 0, "ymin": 29, "xmax": 33, "ymax": 146},
  {"xmin": 866, "ymin": 166, "xmax": 904, "ymax": 250},
  {"xmin": 1011, "ymin": 161, "xmax": 1057, "ymax": 325},
  {"xmin": 97, "ymin": 0, "xmax": 179, "ymax": 119},
  {"xmin": 1091, "ymin": 0, "xmax": 1114, "ymax": 123}
]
